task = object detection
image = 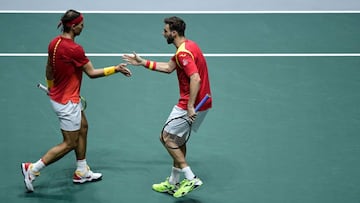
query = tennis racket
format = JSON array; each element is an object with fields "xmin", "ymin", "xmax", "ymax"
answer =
[
  {"xmin": 161, "ymin": 94, "xmax": 211, "ymax": 149},
  {"xmin": 37, "ymin": 83, "xmax": 87, "ymax": 111}
]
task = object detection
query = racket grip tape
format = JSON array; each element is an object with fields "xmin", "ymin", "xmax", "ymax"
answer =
[{"xmin": 195, "ymin": 94, "xmax": 211, "ymax": 112}]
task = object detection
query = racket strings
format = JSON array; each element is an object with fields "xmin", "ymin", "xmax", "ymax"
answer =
[
  {"xmin": 163, "ymin": 117, "xmax": 192, "ymax": 149},
  {"xmin": 169, "ymin": 117, "xmax": 191, "ymax": 128},
  {"xmin": 174, "ymin": 131, "xmax": 190, "ymax": 147},
  {"xmin": 80, "ymin": 96, "xmax": 87, "ymax": 111}
]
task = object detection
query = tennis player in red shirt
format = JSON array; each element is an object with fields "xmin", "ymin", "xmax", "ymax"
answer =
[
  {"xmin": 123, "ymin": 16, "xmax": 212, "ymax": 198},
  {"xmin": 21, "ymin": 9, "xmax": 131, "ymax": 192}
]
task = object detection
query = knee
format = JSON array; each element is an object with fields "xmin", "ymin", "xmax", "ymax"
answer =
[{"xmin": 64, "ymin": 140, "xmax": 78, "ymax": 150}]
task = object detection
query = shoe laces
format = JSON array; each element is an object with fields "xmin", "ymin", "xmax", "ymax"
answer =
[{"xmin": 29, "ymin": 165, "xmax": 40, "ymax": 179}]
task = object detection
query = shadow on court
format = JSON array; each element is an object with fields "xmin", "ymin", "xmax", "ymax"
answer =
[{"xmin": 174, "ymin": 197, "xmax": 203, "ymax": 203}]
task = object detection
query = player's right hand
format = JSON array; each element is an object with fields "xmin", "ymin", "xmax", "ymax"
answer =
[{"xmin": 122, "ymin": 52, "xmax": 145, "ymax": 66}]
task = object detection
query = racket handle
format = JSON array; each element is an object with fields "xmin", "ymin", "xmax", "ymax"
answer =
[
  {"xmin": 37, "ymin": 83, "xmax": 49, "ymax": 94},
  {"xmin": 195, "ymin": 94, "xmax": 211, "ymax": 112}
]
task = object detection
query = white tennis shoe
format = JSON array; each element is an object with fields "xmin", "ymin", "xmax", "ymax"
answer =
[
  {"xmin": 21, "ymin": 162, "xmax": 40, "ymax": 192},
  {"xmin": 73, "ymin": 166, "xmax": 102, "ymax": 183}
]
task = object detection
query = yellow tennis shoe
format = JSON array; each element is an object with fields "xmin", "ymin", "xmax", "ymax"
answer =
[
  {"xmin": 152, "ymin": 177, "xmax": 178, "ymax": 194},
  {"xmin": 173, "ymin": 177, "xmax": 203, "ymax": 198}
]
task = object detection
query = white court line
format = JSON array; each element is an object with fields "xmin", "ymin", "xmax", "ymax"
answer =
[
  {"xmin": 1, "ymin": 10, "xmax": 360, "ymax": 14},
  {"xmin": 2, "ymin": 11, "xmax": 358, "ymax": 58},
  {"xmin": 1, "ymin": 53, "xmax": 360, "ymax": 57}
]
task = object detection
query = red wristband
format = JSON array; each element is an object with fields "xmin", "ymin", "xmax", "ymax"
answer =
[{"xmin": 145, "ymin": 60, "xmax": 157, "ymax": 70}]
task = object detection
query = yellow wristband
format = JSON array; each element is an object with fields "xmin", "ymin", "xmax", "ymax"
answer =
[
  {"xmin": 47, "ymin": 79, "xmax": 54, "ymax": 88},
  {"xmin": 104, "ymin": 66, "xmax": 116, "ymax": 76}
]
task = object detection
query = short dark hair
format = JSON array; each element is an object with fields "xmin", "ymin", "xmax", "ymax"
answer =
[
  {"xmin": 59, "ymin": 9, "xmax": 81, "ymax": 32},
  {"xmin": 164, "ymin": 16, "xmax": 186, "ymax": 36}
]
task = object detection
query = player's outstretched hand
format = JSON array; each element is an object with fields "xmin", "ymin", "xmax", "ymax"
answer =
[
  {"xmin": 116, "ymin": 63, "xmax": 132, "ymax": 77},
  {"xmin": 122, "ymin": 52, "xmax": 145, "ymax": 66}
]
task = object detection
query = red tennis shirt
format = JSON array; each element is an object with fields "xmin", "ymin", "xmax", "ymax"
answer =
[
  {"xmin": 171, "ymin": 39, "xmax": 212, "ymax": 111},
  {"xmin": 48, "ymin": 36, "xmax": 89, "ymax": 104}
]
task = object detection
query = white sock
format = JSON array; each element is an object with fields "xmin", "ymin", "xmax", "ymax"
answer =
[
  {"xmin": 76, "ymin": 159, "xmax": 87, "ymax": 172},
  {"xmin": 169, "ymin": 167, "xmax": 181, "ymax": 185},
  {"xmin": 32, "ymin": 159, "xmax": 46, "ymax": 173},
  {"xmin": 181, "ymin": 166, "xmax": 195, "ymax": 180}
]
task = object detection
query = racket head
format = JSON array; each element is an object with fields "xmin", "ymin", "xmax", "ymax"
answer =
[
  {"xmin": 161, "ymin": 116, "xmax": 192, "ymax": 149},
  {"xmin": 37, "ymin": 83, "xmax": 87, "ymax": 111},
  {"xmin": 80, "ymin": 96, "xmax": 87, "ymax": 111}
]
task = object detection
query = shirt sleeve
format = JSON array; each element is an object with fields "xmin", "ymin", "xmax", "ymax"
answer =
[
  {"xmin": 72, "ymin": 45, "xmax": 90, "ymax": 68},
  {"xmin": 176, "ymin": 51, "xmax": 198, "ymax": 77}
]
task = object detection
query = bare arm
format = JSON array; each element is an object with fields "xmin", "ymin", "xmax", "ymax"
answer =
[
  {"xmin": 187, "ymin": 73, "xmax": 201, "ymax": 121},
  {"xmin": 122, "ymin": 52, "xmax": 176, "ymax": 74},
  {"xmin": 82, "ymin": 61, "xmax": 132, "ymax": 78}
]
